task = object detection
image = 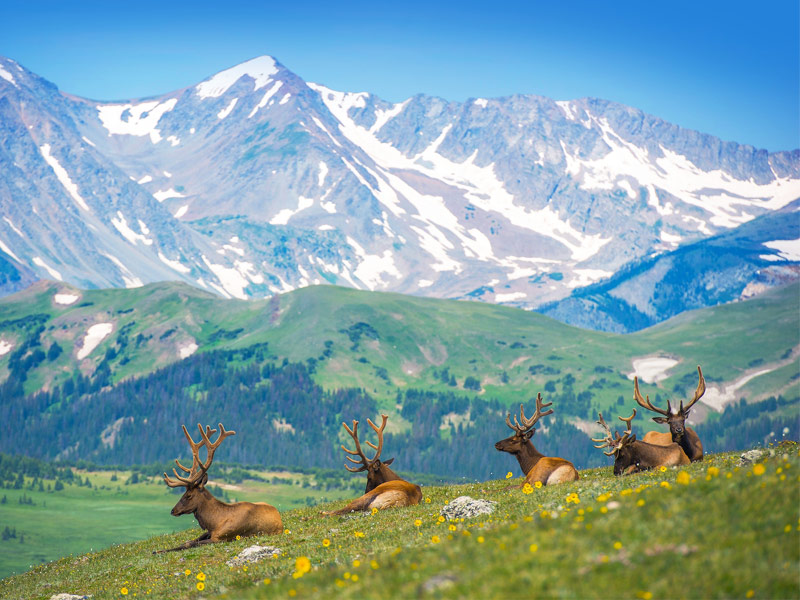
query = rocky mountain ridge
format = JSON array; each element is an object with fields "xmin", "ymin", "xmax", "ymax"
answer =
[{"xmin": 1, "ymin": 55, "xmax": 798, "ymax": 328}]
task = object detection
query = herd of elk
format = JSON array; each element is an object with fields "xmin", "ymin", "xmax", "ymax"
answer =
[
  {"xmin": 155, "ymin": 423, "xmax": 282, "ymax": 553},
  {"xmin": 323, "ymin": 414, "xmax": 422, "ymax": 515},
  {"xmin": 155, "ymin": 365, "xmax": 708, "ymax": 551},
  {"xmin": 592, "ymin": 409, "xmax": 690, "ymax": 475},
  {"xmin": 495, "ymin": 393, "xmax": 579, "ymax": 486},
  {"xmin": 633, "ymin": 365, "xmax": 705, "ymax": 462}
]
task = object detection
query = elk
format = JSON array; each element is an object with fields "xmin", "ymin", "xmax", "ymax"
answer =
[
  {"xmin": 494, "ymin": 394, "xmax": 579, "ymax": 486},
  {"xmin": 634, "ymin": 365, "xmax": 705, "ymax": 462},
  {"xmin": 323, "ymin": 414, "xmax": 421, "ymax": 515},
  {"xmin": 155, "ymin": 423, "xmax": 282, "ymax": 553},
  {"xmin": 592, "ymin": 409, "xmax": 689, "ymax": 475}
]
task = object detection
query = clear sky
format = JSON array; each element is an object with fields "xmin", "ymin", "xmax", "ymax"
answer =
[{"xmin": 1, "ymin": 0, "xmax": 797, "ymax": 151}]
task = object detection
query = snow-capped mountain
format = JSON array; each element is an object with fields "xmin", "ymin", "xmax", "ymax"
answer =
[{"xmin": 1, "ymin": 54, "xmax": 798, "ymax": 318}]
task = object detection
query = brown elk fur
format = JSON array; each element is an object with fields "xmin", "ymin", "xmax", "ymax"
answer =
[
  {"xmin": 323, "ymin": 415, "xmax": 421, "ymax": 515},
  {"xmin": 155, "ymin": 423, "xmax": 282, "ymax": 553},
  {"xmin": 495, "ymin": 395, "xmax": 579, "ymax": 486}
]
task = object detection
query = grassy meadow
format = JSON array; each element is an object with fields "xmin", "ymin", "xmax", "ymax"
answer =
[
  {"xmin": 0, "ymin": 468, "xmax": 353, "ymax": 581},
  {"xmin": 1, "ymin": 447, "xmax": 797, "ymax": 599}
]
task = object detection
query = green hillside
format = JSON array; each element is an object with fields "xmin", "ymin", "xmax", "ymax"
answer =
[
  {"xmin": 1, "ymin": 280, "xmax": 797, "ymax": 415},
  {"xmin": 1, "ymin": 447, "xmax": 797, "ymax": 599}
]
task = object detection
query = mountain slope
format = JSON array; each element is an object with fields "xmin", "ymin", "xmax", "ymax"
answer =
[
  {"xmin": 1, "ymin": 55, "xmax": 798, "ymax": 328},
  {"xmin": 538, "ymin": 200, "xmax": 800, "ymax": 332}
]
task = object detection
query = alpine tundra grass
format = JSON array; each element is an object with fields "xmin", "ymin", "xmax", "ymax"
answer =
[{"xmin": 1, "ymin": 447, "xmax": 797, "ymax": 599}]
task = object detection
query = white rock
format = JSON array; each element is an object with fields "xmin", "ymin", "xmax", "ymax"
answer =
[
  {"xmin": 226, "ymin": 545, "xmax": 281, "ymax": 567},
  {"xmin": 440, "ymin": 496, "xmax": 496, "ymax": 521}
]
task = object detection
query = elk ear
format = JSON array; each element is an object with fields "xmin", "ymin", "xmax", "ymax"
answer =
[
  {"xmin": 197, "ymin": 472, "xmax": 209, "ymax": 488},
  {"xmin": 652, "ymin": 416, "xmax": 668, "ymax": 424},
  {"xmin": 383, "ymin": 457, "xmax": 395, "ymax": 466},
  {"xmin": 524, "ymin": 429, "xmax": 535, "ymax": 441}
]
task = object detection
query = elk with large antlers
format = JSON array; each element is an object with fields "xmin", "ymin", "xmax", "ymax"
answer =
[
  {"xmin": 323, "ymin": 414, "xmax": 421, "ymax": 515},
  {"xmin": 592, "ymin": 409, "xmax": 689, "ymax": 475},
  {"xmin": 494, "ymin": 394, "xmax": 579, "ymax": 486},
  {"xmin": 155, "ymin": 423, "xmax": 282, "ymax": 553},
  {"xmin": 634, "ymin": 365, "xmax": 705, "ymax": 462}
]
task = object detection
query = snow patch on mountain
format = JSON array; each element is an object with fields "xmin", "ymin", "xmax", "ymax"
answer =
[
  {"xmin": 0, "ymin": 340, "xmax": 12, "ymax": 357},
  {"xmin": 77, "ymin": 323, "xmax": 113, "ymax": 360},
  {"xmin": 158, "ymin": 252, "xmax": 191, "ymax": 274},
  {"xmin": 270, "ymin": 196, "xmax": 314, "ymax": 225},
  {"xmin": 318, "ymin": 161, "xmax": 329, "ymax": 187},
  {"xmin": 153, "ymin": 188, "xmax": 186, "ymax": 202},
  {"xmin": 196, "ymin": 56, "xmax": 278, "ymax": 98},
  {"xmin": 102, "ymin": 252, "xmax": 143, "ymax": 288},
  {"xmin": 3, "ymin": 217, "xmax": 23, "ymax": 238},
  {"xmin": 137, "ymin": 175, "xmax": 153, "ymax": 184},
  {"xmin": 174, "ymin": 205, "xmax": 188, "ymax": 219},
  {"xmin": 39, "ymin": 144, "xmax": 90, "ymax": 211},
  {"xmin": 763, "ymin": 239, "xmax": 800, "ymax": 261},
  {"xmin": 33, "ymin": 256, "xmax": 62, "ymax": 280},
  {"xmin": 111, "ymin": 212, "xmax": 153, "ymax": 246},
  {"xmin": 179, "ymin": 341, "xmax": 198, "ymax": 359},
  {"xmin": 0, "ymin": 65, "xmax": 17, "ymax": 87},
  {"xmin": 0, "ymin": 239, "xmax": 21, "ymax": 262},
  {"xmin": 248, "ymin": 80, "xmax": 283, "ymax": 118},
  {"xmin": 628, "ymin": 357, "xmax": 678, "ymax": 383},
  {"xmin": 496, "ymin": 291, "xmax": 527, "ymax": 302},
  {"xmin": 218, "ymin": 97, "xmax": 238, "ymax": 119},
  {"xmin": 370, "ymin": 100, "xmax": 408, "ymax": 133},
  {"xmin": 54, "ymin": 293, "xmax": 80, "ymax": 305},
  {"xmin": 346, "ymin": 236, "xmax": 402, "ymax": 290},
  {"xmin": 96, "ymin": 98, "xmax": 178, "ymax": 143}
]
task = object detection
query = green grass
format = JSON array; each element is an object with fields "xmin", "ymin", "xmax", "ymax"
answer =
[
  {"xmin": 1, "ymin": 281, "xmax": 797, "ymax": 426},
  {"xmin": 0, "ymin": 468, "xmax": 353, "ymax": 581},
  {"xmin": 2, "ymin": 447, "xmax": 798, "ymax": 599}
]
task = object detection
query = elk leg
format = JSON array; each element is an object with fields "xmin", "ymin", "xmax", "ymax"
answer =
[
  {"xmin": 322, "ymin": 492, "xmax": 376, "ymax": 516},
  {"xmin": 154, "ymin": 531, "xmax": 212, "ymax": 553}
]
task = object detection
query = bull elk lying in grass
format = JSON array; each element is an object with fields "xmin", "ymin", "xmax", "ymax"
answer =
[
  {"xmin": 592, "ymin": 409, "xmax": 690, "ymax": 475},
  {"xmin": 155, "ymin": 423, "xmax": 282, "ymax": 553},
  {"xmin": 323, "ymin": 414, "xmax": 421, "ymax": 515},
  {"xmin": 634, "ymin": 365, "xmax": 705, "ymax": 462},
  {"xmin": 495, "ymin": 394, "xmax": 579, "ymax": 486}
]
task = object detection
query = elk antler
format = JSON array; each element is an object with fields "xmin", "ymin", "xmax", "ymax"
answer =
[
  {"xmin": 341, "ymin": 414, "xmax": 388, "ymax": 472},
  {"xmin": 618, "ymin": 408, "xmax": 637, "ymax": 435},
  {"xmin": 591, "ymin": 413, "xmax": 618, "ymax": 456},
  {"xmin": 505, "ymin": 393, "xmax": 554, "ymax": 434},
  {"xmin": 680, "ymin": 366, "xmax": 705, "ymax": 413},
  {"xmin": 163, "ymin": 423, "xmax": 236, "ymax": 488},
  {"xmin": 633, "ymin": 376, "xmax": 670, "ymax": 416}
]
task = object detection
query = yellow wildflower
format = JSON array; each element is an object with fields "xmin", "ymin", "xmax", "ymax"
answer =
[
  {"xmin": 746, "ymin": 591, "xmax": 755, "ymax": 599},
  {"xmin": 196, "ymin": 582, "xmax": 205, "ymax": 591},
  {"xmin": 637, "ymin": 499, "xmax": 645, "ymax": 507},
  {"xmin": 425, "ymin": 497, "xmax": 431, "ymax": 503},
  {"xmin": 659, "ymin": 466, "xmax": 667, "ymax": 473},
  {"xmin": 371, "ymin": 507, "xmax": 378, "ymax": 515},
  {"xmin": 354, "ymin": 531, "xmax": 365, "ymax": 538},
  {"xmin": 295, "ymin": 556, "xmax": 311, "ymax": 574},
  {"xmin": 477, "ymin": 536, "xmax": 485, "ymax": 543},
  {"xmin": 676, "ymin": 471, "xmax": 690, "ymax": 485},
  {"xmin": 529, "ymin": 543, "xmax": 538, "ymax": 553},
  {"xmin": 438, "ymin": 515, "xmax": 445, "ymax": 523},
  {"xmin": 196, "ymin": 572, "xmax": 206, "ymax": 581},
  {"xmin": 431, "ymin": 535, "xmax": 440, "ymax": 544},
  {"xmin": 448, "ymin": 524, "xmax": 457, "ymax": 531},
  {"xmin": 184, "ymin": 569, "xmax": 191, "ymax": 576},
  {"xmin": 660, "ymin": 481, "xmax": 671, "ymax": 489},
  {"xmin": 370, "ymin": 560, "xmax": 379, "ymax": 570},
  {"xmin": 534, "ymin": 481, "xmax": 543, "ymax": 488},
  {"xmin": 707, "ymin": 466, "xmax": 720, "ymax": 477},
  {"xmin": 263, "ymin": 578, "xmax": 271, "ymax": 585},
  {"xmin": 753, "ymin": 464, "xmax": 765, "ymax": 476},
  {"xmin": 506, "ymin": 471, "xmax": 513, "ymax": 479},
  {"xmin": 121, "ymin": 589, "xmax": 129, "ymax": 596},
  {"xmin": 596, "ymin": 493, "xmax": 610, "ymax": 502},
  {"xmin": 613, "ymin": 541, "xmax": 623, "ymax": 550},
  {"xmin": 322, "ymin": 538, "xmax": 331, "ymax": 547},
  {"xmin": 235, "ymin": 535, "xmax": 241, "ymax": 540},
  {"xmin": 522, "ymin": 483, "xmax": 533, "ymax": 494},
  {"xmin": 352, "ymin": 574, "xmax": 359, "ymax": 582},
  {"xmin": 353, "ymin": 560, "xmax": 361, "ymax": 568}
]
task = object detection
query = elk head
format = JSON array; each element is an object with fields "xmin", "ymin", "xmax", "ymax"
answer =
[
  {"xmin": 634, "ymin": 366, "xmax": 705, "ymax": 442},
  {"xmin": 341, "ymin": 414, "xmax": 398, "ymax": 493},
  {"xmin": 163, "ymin": 423, "xmax": 235, "ymax": 516},
  {"xmin": 495, "ymin": 393, "xmax": 553, "ymax": 455},
  {"xmin": 591, "ymin": 410, "xmax": 637, "ymax": 476}
]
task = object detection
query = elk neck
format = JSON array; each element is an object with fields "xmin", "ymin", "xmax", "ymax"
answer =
[
  {"xmin": 515, "ymin": 440, "xmax": 545, "ymax": 476},
  {"xmin": 193, "ymin": 489, "xmax": 231, "ymax": 532}
]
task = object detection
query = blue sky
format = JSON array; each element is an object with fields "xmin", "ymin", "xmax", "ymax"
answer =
[{"xmin": 1, "ymin": 0, "xmax": 797, "ymax": 151}]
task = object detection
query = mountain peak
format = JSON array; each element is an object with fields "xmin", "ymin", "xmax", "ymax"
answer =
[{"xmin": 195, "ymin": 55, "xmax": 281, "ymax": 99}]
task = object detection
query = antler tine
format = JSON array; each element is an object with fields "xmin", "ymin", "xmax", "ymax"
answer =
[
  {"xmin": 591, "ymin": 412, "xmax": 614, "ymax": 447},
  {"xmin": 682, "ymin": 365, "xmax": 706, "ymax": 412},
  {"xmin": 618, "ymin": 408, "xmax": 637, "ymax": 435},
  {"xmin": 633, "ymin": 376, "xmax": 669, "ymax": 416},
  {"xmin": 340, "ymin": 420, "xmax": 370, "ymax": 472},
  {"xmin": 194, "ymin": 422, "xmax": 236, "ymax": 478},
  {"xmin": 522, "ymin": 393, "xmax": 554, "ymax": 429},
  {"xmin": 505, "ymin": 410, "xmax": 523, "ymax": 434},
  {"xmin": 364, "ymin": 414, "xmax": 388, "ymax": 460}
]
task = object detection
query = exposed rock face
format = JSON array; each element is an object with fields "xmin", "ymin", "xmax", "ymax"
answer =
[{"xmin": 1, "ymin": 54, "xmax": 798, "ymax": 332}]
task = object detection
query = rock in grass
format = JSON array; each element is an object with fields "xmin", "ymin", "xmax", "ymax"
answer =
[
  {"xmin": 739, "ymin": 449, "xmax": 767, "ymax": 465},
  {"xmin": 49, "ymin": 595, "xmax": 92, "ymax": 600},
  {"xmin": 440, "ymin": 496, "xmax": 496, "ymax": 521},
  {"xmin": 226, "ymin": 545, "xmax": 281, "ymax": 567}
]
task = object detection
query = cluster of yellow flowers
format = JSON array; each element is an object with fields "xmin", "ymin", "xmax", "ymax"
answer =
[
  {"xmin": 522, "ymin": 483, "xmax": 533, "ymax": 494},
  {"xmin": 566, "ymin": 493, "xmax": 580, "ymax": 504},
  {"xmin": 292, "ymin": 556, "xmax": 311, "ymax": 579}
]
